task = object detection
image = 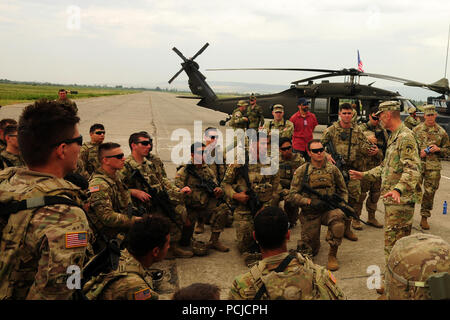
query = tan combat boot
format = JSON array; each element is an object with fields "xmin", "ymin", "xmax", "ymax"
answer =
[
  {"xmin": 367, "ymin": 212, "xmax": 383, "ymax": 228},
  {"xmin": 194, "ymin": 222, "xmax": 205, "ymax": 234},
  {"xmin": 209, "ymin": 232, "xmax": 230, "ymax": 252},
  {"xmin": 352, "ymin": 218, "xmax": 363, "ymax": 230},
  {"xmin": 327, "ymin": 246, "xmax": 339, "ymax": 271},
  {"xmin": 344, "ymin": 220, "xmax": 358, "ymax": 241},
  {"xmin": 420, "ymin": 217, "xmax": 430, "ymax": 230},
  {"xmin": 167, "ymin": 243, "xmax": 193, "ymax": 259}
]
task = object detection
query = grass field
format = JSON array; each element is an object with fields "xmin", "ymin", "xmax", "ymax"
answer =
[{"xmin": 0, "ymin": 83, "xmax": 142, "ymax": 106}]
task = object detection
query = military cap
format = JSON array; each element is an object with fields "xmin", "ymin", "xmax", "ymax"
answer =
[
  {"xmin": 237, "ymin": 100, "xmax": 249, "ymax": 107},
  {"xmin": 297, "ymin": 97, "xmax": 310, "ymax": 106},
  {"xmin": 407, "ymin": 106, "xmax": 417, "ymax": 114},
  {"xmin": 250, "ymin": 93, "xmax": 256, "ymax": 100},
  {"xmin": 374, "ymin": 101, "xmax": 401, "ymax": 115},
  {"xmin": 423, "ymin": 104, "xmax": 437, "ymax": 115},
  {"xmin": 272, "ymin": 104, "xmax": 284, "ymax": 112}
]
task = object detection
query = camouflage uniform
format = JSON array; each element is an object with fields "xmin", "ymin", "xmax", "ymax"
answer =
[
  {"xmin": 413, "ymin": 120, "xmax": 450, "ymax": 219},
  {"xmin": 56, "ymin": 97, "xmax": 78, "ymax": 113},
  {"xmin": 278, "ymin": 153, "xmax": 305, "ymax": 226},
  {"xmin": 146, "ymin": 153, "xmax": 168, "ymax": 178},
  {"xmin": 354, "ymin": 121, "xmax": 388, "ymax": 225},
  {"xmin": 288, "ymin": 161, "xmax": 347, "ymax": 256},
  {"xmin": 121, "ymin": 155, "xmax": 186, "ymax": 245},
  {"xmin": 247, "ymin": 103, "xmax": 265, "ymax": 130},
  {"xmin": 229, "ymin": 105, "xmax": 248, "ymax": 130},
  {"xmin": 0, "ymin": 150, "xmax": 25, "ymax": 168},
  {"xmin": 79, "ymin": 141, "xmax": 101, "ymax": 176},
  {"xmin": 228, "ymin": 252, "xmax": 346, "ymax": 300},
  {"xmin": 88, "ymin": 167, "xmax": 138, "ymax": 250},
  {"xmin": 321, "ymin": 120, "xmax": 373, "ymax": 233},
  {"xmin": 175, "ymin": 164, "xmax": 228, "ymax": 233},
  {"xmin": 83, "ymin": 249, "xmax": 158, "ymax": 300},
  {"xmin": 385, "ymin": 233, "xmax": 450, "ymax": 300},
  {"xmin": 0, "ymin": 139, "xmax": 6, "ymax": 153},
  {"xmin": 0, "ymin": 167, "xmax": 92, "ymax": 299},
  {"xmin": 264, "ymin": 119, "xmax": 294, "ymax": 140},
  {"xmin": 363, "ymin": 122, "xmax": 421, "ymax": 264},
  {"xmin": 404, "ymin": 115, "xmax": 421, "ymax": 130},
  {"xmin": 222, "ymin": 163, "xmax": 280, "ymax": 255}
]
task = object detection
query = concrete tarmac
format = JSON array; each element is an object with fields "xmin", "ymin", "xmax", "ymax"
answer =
[{"xmin": 1, "ymin": 91, "xmax": 449, "ymax": 300}]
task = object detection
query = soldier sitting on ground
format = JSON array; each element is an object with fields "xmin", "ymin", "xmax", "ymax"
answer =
[
  {"xmin": 172, "ymin": 283, "xmax": 221, "ymax": 300},
  {"xmin": 82, "ymin": 215, "xmax": 170, "ymax": 300},
  {"xmin": 79, "ymin": 123, "xmax": 106, "ymax": 176},
  {"xmin": 0, "ymin": 124, "xmax": 25, "ymax": 169},
  {"xmin": 0, "ymin": 118, "xmax": 17, "ymax": 153},
  {"xmin": 228, "ymin": 206, "xmax": 346, "ymax": 300}
]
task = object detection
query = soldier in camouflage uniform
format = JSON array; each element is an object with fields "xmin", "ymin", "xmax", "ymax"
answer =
[
  {"xmin": 0, "ymin": 124, "xmax": 25, "ymax": 169},
  {"xmin": 175, "ymin": 142, "xmax": 229, "ymax": 252},
  {"xmin": 354, "ymin": 108, "xmax": 388, "ymax": 229},
  {"xmin": 88, "ymin": 142, "xmax": 143, "ymax": 253},
  {"xmin": 0, "ymin": 118, "xmax": 17, "ymax": 153},
  {"xmin": 0, "ymin": 100, "xmax": 92, "ymax": 300},
  {"xmin": 204, "ymin": 127, "xmax": 233, "ymax": 227},
  {"xmin": 247, "ymin": 94, "xmax": 265, "ymax": 130},
  {"xmin": 79, "ymin": 123, "xmax": 106, "ymax": 176},
  {"xmin": 264, "ymin": 104, "xmax": 294, "ymax": 141},
  {"xmin": 404, "ymin": 106, "xmax": 421, "ymax": 130},
  {"xmin": 278, "ymin": 137, "xmax": 305, "ymax": 228},
  {"xmin": 321, "ymin": 103, "xmax": 379, "ymax": 240},
  {"xmin": 288, "ymin": 139, "xmax": 347, "ymax": 271},
  {"xmin": 120, "ymin": 132, "xmax": 193, "ymax": 258},
  {"xmin": 385, "ymin": 233, "xmax": 450, "ymax": 300},
  {"xmin": 83, "ymin": 215, "xmax": 170, "ymax": 300},
  {"xmin": 350, "ymin": 101, "xmax": 422, "ymax": 295},
  {"xmin": 413, "ymin": 105, "xmax": 450, "ymax": 230},
  {"xmin": 56, "ymin": 88, "xmax": 78, "ymax": 112},
  {"xmin": 229, "ymin": 100, "xmax": 249, "ymax": 130},
  {"xmin": 229, "ymin": 207, "xmax": 346, "ymax": 300},
  {"xmin": 222, "ymin": 135, "xmax": 280, "ymax": 266}
]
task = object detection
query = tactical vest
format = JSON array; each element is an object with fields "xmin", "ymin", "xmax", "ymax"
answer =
[
  {"xmin": 82, "ymin": 260, "xmax": 154, "ymax": 300},
  {"xmin": 0, "ymin": 168, "xmax": 85, "ymax": 299}
]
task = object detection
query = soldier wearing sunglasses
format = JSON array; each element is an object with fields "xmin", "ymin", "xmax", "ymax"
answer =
[
  {"xmin": 354, "ymin": 108, "xmax": 388, "ymax": 229},
  {"xmin": 79, "ymin": 123, "xmax": 106, "ymax": 176},
  {"xmin": 321, "ymin": 103, "xmax": 379, "ymax": 241},
  {"xmin": 278, "ymin": 137, "xmax": 305, "ymax": 228},
  {"xmin": 288, "ymin": 139, "xmax": 347, "ymax": 271},
  {"xmin": 121, "ymin": 132, "xmax": 194, "ymax": 259},
  {"xmin": 0, "ymin": 124, "xmax": 25, "ymax": 169}
]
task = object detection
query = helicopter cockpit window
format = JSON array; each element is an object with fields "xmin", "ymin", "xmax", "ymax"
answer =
[{"xmin": 314, "ymin": 98, "xmax": 328, "ymax": 113}]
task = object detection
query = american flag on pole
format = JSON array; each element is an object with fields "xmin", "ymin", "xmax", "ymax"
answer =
[
  {"xmin": 357, "ymin": 50, "xmax": 364, "ymax": 72},
  {"xmin": 65, "ymin": 231, "xmax": 88, "ymax": 248}
]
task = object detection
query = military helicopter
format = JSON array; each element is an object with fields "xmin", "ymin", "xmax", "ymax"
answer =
[{"xmin": 168, "ymin": 43, "xmax": 449, "ymax": 134}]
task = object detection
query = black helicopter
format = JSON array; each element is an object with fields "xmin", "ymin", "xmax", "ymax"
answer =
[{"xmin": 168, "ymin": 43, "xmax": 450, "ymax": 135}]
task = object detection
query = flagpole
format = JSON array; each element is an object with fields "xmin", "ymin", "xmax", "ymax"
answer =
[{"xmin": 445, "ymin": 23, "xmax": 450, "ymax": 78}]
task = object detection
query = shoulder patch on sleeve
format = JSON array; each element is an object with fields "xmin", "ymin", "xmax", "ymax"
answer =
[
  {"xmin": 328, "ymin": 270, "xmax": 337, "ymax": 284},
  {"xmin": 65, "ymin": 231, "xmax": 88, "ymax": 248},
  {"xmin": 89, "ymin": 185, "xmax": 100, "ymax": 193},
  {"xmin": 134, "ymin": 287, "xmax": 152, "ymax": 300}
]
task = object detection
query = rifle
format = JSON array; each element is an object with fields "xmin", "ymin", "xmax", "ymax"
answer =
[
  {"xmin": 219, "ymin": 115, "xmax": 232, "ymax": 126},
  {"xmin": 185, "ymin": 164, "xmax": 233, "ymax": 211},
  {"xmin": 300, "ymin": 183, "xmax": 370, "ymax": 226},
  {"xmin": 238, "ymin": 163, "xmax": 262, "ymax": 217},
  {"xmin": 324, "ymin": 139, "xmax": 349, "ymax": 184},
  {"xmin": 131, "ymin": 169, "xmax": 183, "ymax": 231}
]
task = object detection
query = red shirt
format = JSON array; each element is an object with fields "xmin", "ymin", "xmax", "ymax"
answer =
[{"xmin": 289, "ymin": 111, "xmax": 318, "ymax": 151}]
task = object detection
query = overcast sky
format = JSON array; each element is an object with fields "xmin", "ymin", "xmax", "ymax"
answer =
[{"xmin": 1, "ymin": 0, "xmax": 449, "ymax": 99}]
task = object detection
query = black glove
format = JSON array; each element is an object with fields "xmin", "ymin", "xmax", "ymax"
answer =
[{"xmin": 309, "ymin": 198, "xmax": 329, "ymax": 212}]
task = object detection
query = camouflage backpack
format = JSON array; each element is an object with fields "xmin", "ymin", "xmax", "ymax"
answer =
[
  {"xmin": 0, "ymin": 167, "xmax": 85, "ymax": 299},
  {"xmin": 250, "ymin": 252, "xmax": 345, "ymax": 300}
]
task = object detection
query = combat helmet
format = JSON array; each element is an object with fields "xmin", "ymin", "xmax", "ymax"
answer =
[
  {"xmin": 386, "ymin": 233, "xmax": 450, "ymax": 300},
  {"xmin": 191, "ymin": 237, "xmax": 210, "ymax": 256}
]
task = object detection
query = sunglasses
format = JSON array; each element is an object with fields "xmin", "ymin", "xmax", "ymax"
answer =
[
  {"xmin": 53, "ymin": 135, "xmax": 83, "ymax": 147},
  {"xmin": 105, "ymin": 153, "xmax": 124, "ymax": 159},
  {"xmin": 137, "ymin": 140, "xmax": 151, "ymax": 146},
  {"xmin": 207, "ymin": 135, "xmax": 218, "ymax": 140},
  {"xmin": 94, "ymin": 131, "xmax": 106, "ymax": 135},
  {"xmin": 310, "ymin": 147, "xmax": 325, "ymax": 154},
  {"xmin": 371, "ymin": 115, "xmax": 379, "ymax": 121},
  {"xmin": 341, "ymin": 112, "xmax": 352, "ymax": 115},
  {"xmin": 280, "ymin": 146, "xmax": 292, "ymax": 151}
]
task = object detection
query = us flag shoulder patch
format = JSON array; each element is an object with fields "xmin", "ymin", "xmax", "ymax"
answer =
[
  {"xmin": 65, "ymin": 231, "xmax": 88, "ymax": 248},
  {"xmin": 89, "ymin": 185, "xmax": 100, "ymax": 193},
  {"xmin": 134, "ymin": 288, "xmax": 152, "ymax": 300}
]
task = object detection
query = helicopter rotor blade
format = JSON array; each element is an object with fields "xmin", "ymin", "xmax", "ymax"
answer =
[
  {"xmin": 191, "ymin": 43, "xmax": 209, "ymax": 61},
  {"xmin": 168, "ymin": 68, "xmax": 185, "ymax": 84},
  {"xmin": 291, "ymin": 72, "xmax": 362, "ymax": 84},
  {"xmin": 206, "ymin": 67, "xmax": 340, "ymax": 73},
  {"xmin": 172, "ymin": 47, "xmax": 188, "ymax": 62}
]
